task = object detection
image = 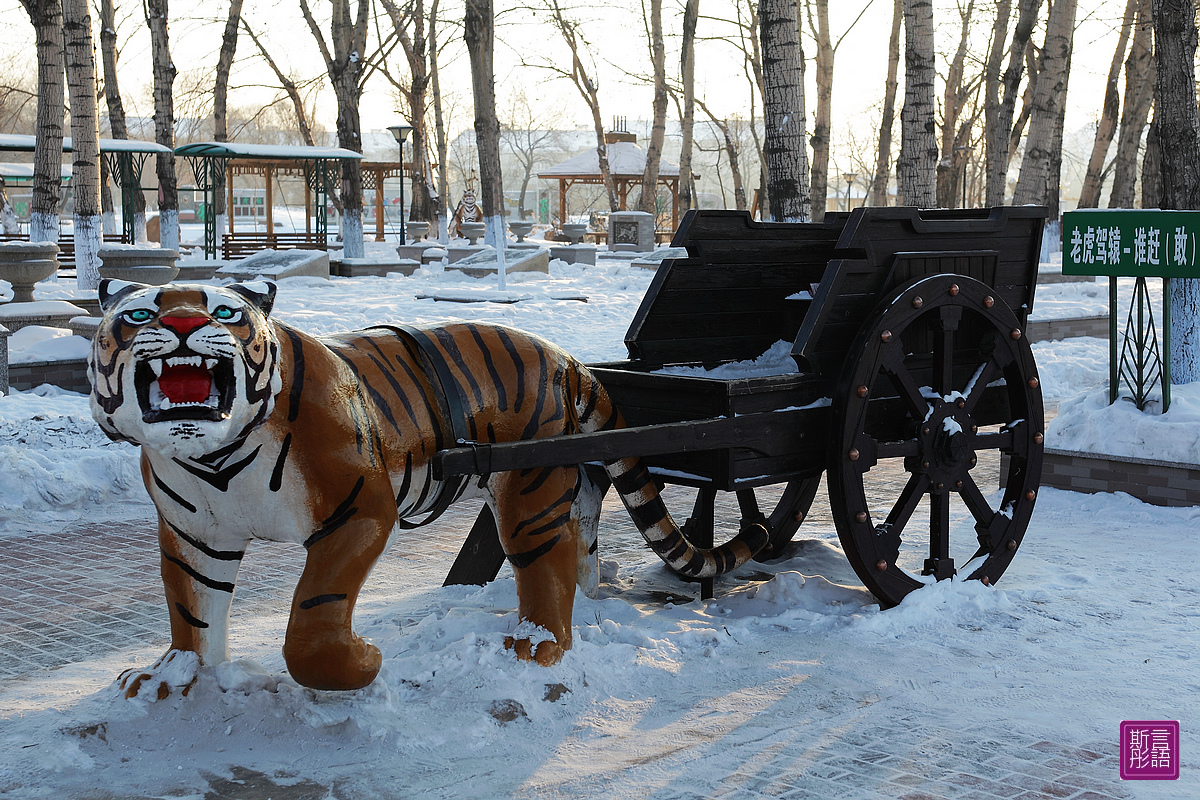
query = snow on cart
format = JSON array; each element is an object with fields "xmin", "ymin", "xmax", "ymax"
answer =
[{"xmin": 435, "ymin": 206, "xmax": 1048, "ymax": 608}]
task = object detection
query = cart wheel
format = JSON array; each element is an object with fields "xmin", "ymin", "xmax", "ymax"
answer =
[
  {"xmin": 827, "ymin": 274, "xmax": 1044, "ymax": 608},
  {"xmin": 751, "ymin": 477, "xmax": 823, "ymax": 559}
]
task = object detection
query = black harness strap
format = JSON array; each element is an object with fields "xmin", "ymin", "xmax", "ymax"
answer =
[{"xmin": 372, "ymin": 324, "xmax": 474, "ymax": 529}]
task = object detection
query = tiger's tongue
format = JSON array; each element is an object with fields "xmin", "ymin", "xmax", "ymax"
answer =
[{"xmin": 158, "ymin": 365, "xmax": 212, "ymax": 404}]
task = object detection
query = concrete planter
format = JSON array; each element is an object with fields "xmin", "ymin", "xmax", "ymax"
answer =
[
  {"xmin": 460, "ymin": 222, "xmax": 486, "ymax": 245},
  {"xmin": 508, "ymin": 221, "xmax": 534, "ymax": 243},
  {"xmin": 0, "ymin": 241, "xmax": 60, "ymax": 302},
  {"xmin": 406, "ymin": 221, "xmax": 430, "ymax": 242},
  {"xmin": 98, "ymin": 245, "xmax": 180, "ymax": 285},
  {"xmin": 560, "ymin": 223, "xmax": 588, "ymax": 245}
]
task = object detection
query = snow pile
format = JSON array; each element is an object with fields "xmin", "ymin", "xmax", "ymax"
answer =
[
  {"xmin": 0, "ymin": 386, "xmax": 142, "ymax": 525},
  {"xmin": 6, "ymin": 325, "xmax": 90, "ymax": 364},
  {"xmin": 1047, "ymin": 381, "xmax": 1200, "ymax": 463},
  {"xmin": 655, "ymin": 339, "xmax": 799, "ymax": 378}
]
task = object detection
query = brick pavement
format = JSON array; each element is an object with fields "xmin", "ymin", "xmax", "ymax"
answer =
[{"xmin": 0, "ymin": 476, "xmax": 1151, "ymax": 800}]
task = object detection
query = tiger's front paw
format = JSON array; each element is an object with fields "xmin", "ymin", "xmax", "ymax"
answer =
[
  {"xmin": 283, "ymin": 634, "xmax": 381, "ymax": 691},
  {"xmin": 504, "ymin": 636, "xmax": 565, "ymax": 666},
  {"xmin": 117, "ymin": 649, "xmax": 200, "ymax": 701}
]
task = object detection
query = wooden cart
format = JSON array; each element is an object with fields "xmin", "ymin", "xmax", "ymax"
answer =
[{"xmin": 435, "ymin": 206, "xmax": 1048, "ymax": 608}]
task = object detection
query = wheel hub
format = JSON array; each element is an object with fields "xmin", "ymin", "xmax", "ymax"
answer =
[{"xmin": 917, "ymin": 401, "xmax": 975, "ymax": 489}]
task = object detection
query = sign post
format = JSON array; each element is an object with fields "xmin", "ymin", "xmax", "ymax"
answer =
[{"xmin": 1062, "ymin": 209, "xmax": 1200, "ymax": 412}]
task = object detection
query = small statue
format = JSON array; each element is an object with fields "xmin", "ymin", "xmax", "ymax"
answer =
[{"xmin": 451, "ymin": 190, "xmax": 482, "ymax": 239}]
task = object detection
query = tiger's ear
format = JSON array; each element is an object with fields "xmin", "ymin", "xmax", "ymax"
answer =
[
  {"xmin": 98, "ymin": 279, "xmax": 144, "ymax": 311},
  {"xmin": 229, "ymin": 280, "xmax": 277, "ymax": 317}
]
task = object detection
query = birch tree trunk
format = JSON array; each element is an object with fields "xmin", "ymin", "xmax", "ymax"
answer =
[
  {"xmin": 100, "ymin": 0, "xmax": 146, "ymax": 241},
  {"xmin": 677, "ymin": 0, "xmax": 699, "ymax": 213},
  {"xmin": 1152, "ymin": 0, "xmax": 1200, "ymax": 382},
  {"xmin": 299, "ymin": 0, "xmax": 371, "ymax": 259},
  {"xmin": 465, "ymin": 0, "xmax": 507, "ymax": 287},
  {"xmin": 380, "ymin": 0, "xmax": 436, "ymax": 223},
  {"xmin": 983, "ymin": 0, "xmax": 1012, "ymax": 207},
  {"xmin": 759, "ymin": 0, "xmax": 810, "ymax": 221},
  {"xmin": 1078, "ymin": 0, "xmax": 1136, "ymax": 208},
  {"xmin": 638, "ymin": 0, "xmax": 668, "ymax": 218},
  {"xmin": 897, "ymin": 0, "xmax": 937, "ymax": 207},
  {"xmin": 63, "ymin": 0, "xmax": 102, "ymax": 289},
  {"xmin": 145, "ymin": 0, "xmax": 178, "ymax": 250},
  {"xmin": 936, "ymin": 0, "xmax": 975, "ymax": 209},
  {"xmin": 19, "ymin": 0, "xmax": 65, "ymax": 243},
  {"xmin": 1109, "ymin": 0, "xmax": 1155, "ymax": 209},
  {"xmin": 1140, "ymin": 114, "xmax": 1161, "ymax": 208},
  {"xmin": 429, "ymin": 0, "xmax": 451, "ymax": 242},
  {"xmin": 871, "ymin": 0, "xmax": 903, "ymax": 207},
  {"xmin": 1012, "ymin": 0, "xmax": 1076, "ymax": 212},
  {"xmin": 809, "ymin": 0, "xmax": 832, "ymax": 221},
  {"xmin": 213, "ymin": 0, "xmax": 243, "ymax": 238},
  {"xmin": 986, "ymin": 0, "xmax": 1041, "ymax": 206}
]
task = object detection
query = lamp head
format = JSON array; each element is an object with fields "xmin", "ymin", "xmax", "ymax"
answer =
[{"xmin": 388, "ymin": 124, "xmax": 414, "ymax": 145}]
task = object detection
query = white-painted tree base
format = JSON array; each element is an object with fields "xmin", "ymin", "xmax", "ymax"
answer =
[
  {"xmin": 29, "ymin": 212, "xmax": 59, "ymax": 244},
  {"xmin": 159, "ymin": 209, "xmax": 180, "ymax": 251},
  {"xmin": 343, "ymin": 212, "xmax": 364, "ymax": 259},
  {"xmin": 74, "ymin": 214, "xmax": 103, "ymax": 291}
]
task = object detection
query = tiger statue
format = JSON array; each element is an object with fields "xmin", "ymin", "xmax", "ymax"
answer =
[{"xmin": 88, "ymin": 279, "xmax": 768, "ymax": 697}]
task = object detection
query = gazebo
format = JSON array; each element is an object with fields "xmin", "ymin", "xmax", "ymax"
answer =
[
  {"xmin": 537, "ymin": 131, "xmax": 692, "ymax": 233},
  {"xmin": 0, "ymin": 133, "xmax": 172, "ymax": 244},
  {"xmin": 175, "ymin": 141, "xmax": 364, "ymax": 259}
]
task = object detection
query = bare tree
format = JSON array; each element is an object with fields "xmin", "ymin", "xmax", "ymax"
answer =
[
  {"xmin": 805, "ymin": 0, "xmax": 874, "ymax": 220},
  {"xmin": 145, "ymin": 0, "xmax": 179, "ymax": 249},
  {"xmin": 532, "ymin": 0, "xmax": 618, "ymax": 212},
  {"xmin": 464, "ymin": 0, "xmax": 507, "ymax": 283},
  {"xmin": 1140, "ymin": 113, "xmax": 1161, "ymax": 208},
  {"xmin": 19, "ymin": 0, "xmax": 65, "ymax": 243},
  {"xmin": 985, "ymin": 0, "xmax": 1041, "ymax": 206},
  {"xmin": 1012, "ymin": 0, "xmax": 1076, "ymax": 219},
  {"xmin": 63, "ymin": 0, "xmax": 102, "ymax": 288},
  {"xmin": 99, "ymin": 0, "xmax": 147, "ymax": 240},
  {"xmin": 1109, "ymin": 0, "xmax": 1154, "ymax": 208},
  {"xmin": 429, "ymin": 0, "xmax": 452, "ymax": 241},
  {"xmin": 298, "ymin": 0, "xmax": 376, "ymax": 258},
  {"xmin": 1153, "ymin": 0, "xmax": 1200, "ymax": 381},
  {"xmin": 696, "ymin": 98, "xmax": 748, "ymax": 210},
  {"xmin": 637, "ymin": 0, "xmax": 668, "ymax": 216},
  {"xmin": 897, "ymin": 0, "xmax": 936, "ymax": 206},
  {"xmin": 379, "ymin": 0, "xmax": 440, "ymax": 224},
  {"xmin": 678, "ymin": 0, "xmax": 699, "ymax": 212},
  {"xmin": 870, "ymin": 0, "xmax": 902, "ymax": 207},
  {"xmin": 241, "ymin": 22, "xmax": 318, "ymax": 146},
  {"xmin": 1077, "ymin": 0, "xmax": 1137, "ymax": 208},
  {"xmin": 759, "ymin": 0, "xmax": 810, "ymax": 221},
  {"xmin": 211, "ymin": 0, "xmax": 243, "ymax": 236},
  {"xmin": 500, "ymin": 90, "xmax": 566, "ymax": 220},
  {"xmin": 935, "ymin": 0, "xmax": 978, "ymax": 209}
]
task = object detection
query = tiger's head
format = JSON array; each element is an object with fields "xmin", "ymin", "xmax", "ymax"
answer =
[{"xmin": 89, "ymin": 280, "xmax": 283, "ymax": 460}]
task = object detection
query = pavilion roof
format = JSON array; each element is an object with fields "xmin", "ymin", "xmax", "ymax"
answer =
[
  {"xmin": 175, "ymin": 141, "xmax": 363, "ymax": 160},
  {"xmin": 538, "ymin": 140, "xmax": 682, "ymax": 180},
  {"xmin": 0, "ymin": 133, "xmax": 171, "ymax": 154}
]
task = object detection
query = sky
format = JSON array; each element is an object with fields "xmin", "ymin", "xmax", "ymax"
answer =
[{"xmin": 0, "ymin": 0, "xmax": 1135, "ymax": 167}]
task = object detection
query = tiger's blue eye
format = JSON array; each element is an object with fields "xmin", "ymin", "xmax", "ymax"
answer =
[
  {"xmin": 213, "ymin": 306, "xmax": 236, "ymax": 321},
  {"xmin": 124, "ymin": 309, "xmax": 153, "ymax": 324}
]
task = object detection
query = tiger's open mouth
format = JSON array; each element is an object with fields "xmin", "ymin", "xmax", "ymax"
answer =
[{"xmin": 135, "ymin": 354, "xmax": 236, "ymax": 423}]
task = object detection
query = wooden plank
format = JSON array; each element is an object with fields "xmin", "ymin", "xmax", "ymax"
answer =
[{"xmin": 432, "ymin": 407, "xmax": 818, "ymax": 479}]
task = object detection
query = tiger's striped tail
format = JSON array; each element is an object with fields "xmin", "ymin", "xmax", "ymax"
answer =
[{"xmin": 575, "ymin": 368, "xmax": 770, "ymax": 579}]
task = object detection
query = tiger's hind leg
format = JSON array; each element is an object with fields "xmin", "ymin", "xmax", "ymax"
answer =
[
  {"xmin": 491, "ymin": 465, "xmax": 583, "ymax": 666},
  {"xmin": 282, "ymin": 476, "xmax": 396, "ymax": 691}
]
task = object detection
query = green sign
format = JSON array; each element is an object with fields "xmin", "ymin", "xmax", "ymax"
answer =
[{"xmin": 1062, "ymin": 209, "xmax": 1200, "ymax": 278}]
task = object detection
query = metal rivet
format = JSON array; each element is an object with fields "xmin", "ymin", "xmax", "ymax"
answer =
[
  {"xmin": 855, "ymin": 511, "xmax": 868, "ymax": 523},
  {"xmin": 880, "ymin": 330, "xmax": 892, "ymax": 343},
  {"xmin": 971, "ymin": 425, "xmax": 978, "ymax": 433},
  {"xmin": 936, "ymin": 482, "xmax": 944, "ymax": 490},
  {"xmin": 857, "ymin": 385, "xmax": 869, "ymax": 398},
  {"xmin": 1025, "ymin": 489, "xmax": 1036, "ymax": 501},
  {"xmin": 970, "ymin": 456, "xmax": 977, "ymax": 466},
  {"xmin": 876, "ymin": 559, "xmax": 888, "ymax": 572},
  {"xmin": 1028, "ymin": 377, "xmax": 1039, "ymax": 388},
  {"xmin": 1034, "ymin": 432, "xmax": 1044, "ymax": 444},
  {"xmin": 923, "ymin": 427, "xmax": 931, "ymax": 435},
  {"xmin": 983, "ymin": 296, "xmax": 994, "ymax": 308},
  {"xmin": 981, "ymin": 576, "xmax": 991, "ymax": 586},
  {"xmin": 912, "ymin": 296, "xmax": 924, "ymax": 309},
  {"xmin": 848, "ymin": 448, "xmax": 860, "ymax": 461},
  {"xmin": 956, "ymin": 398, "xmax": 965, "ymax": 408},
  {"xmin": 955, "ymin": 480, "xmax": 963, "ymax": 488},
  {"xmin": 793, "ymin": 511, "xmax": 805, "ymax": 522},
  {"xmin": 922, "ymin": 461, "xmax": 930, "ymax": 469},
  {"xmin": 949, "ymin": 284, "xmax": 960, "ymax": 296},
  {"xmin": 1007, "ymin": 540, "xmax": 1018, "ymax": 551},
  {"xmin": 1010, "ymin": 328, "xmax": 1022, "ymax": 340}
]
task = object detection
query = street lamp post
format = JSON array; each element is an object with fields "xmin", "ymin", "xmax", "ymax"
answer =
[
  {"xmin": 387, "ymin": 124, "xmax": 414, "ymax": 243},
  {"xmin": 843, "ymin": 172, "xmax": 857, "ymax": 212}
]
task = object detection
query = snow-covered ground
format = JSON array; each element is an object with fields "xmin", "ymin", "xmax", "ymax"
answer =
[{"xmin": 0, "ymin": 249, "xmax": 1197, "ymax": 798}]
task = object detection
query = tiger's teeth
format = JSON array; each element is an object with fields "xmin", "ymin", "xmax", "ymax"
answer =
[
  {"xmin": 159, "ymin": 397, "xmax": 174, "ymax": 410},
  {"xmin": 150, "ymin": 360, "xmax": 164, "ymax": 377},
  {"xmin": 204, "ymin": 358, "xmax": 217, "ymax": 370},
  {"xmin": 167, "ymin": 356, "xmax": 203, "ymax": 368}
]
